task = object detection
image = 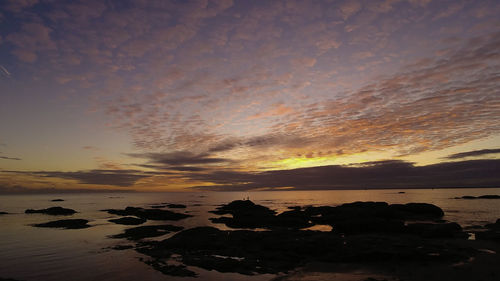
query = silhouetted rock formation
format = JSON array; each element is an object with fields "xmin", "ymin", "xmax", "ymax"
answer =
[
  {"xmin": 0, "ymin": 212, "xmax": 8, "ymax": 215},
  {"xmin": 33, "ymin": 219, "xmax": 90, "ymax": 229},
  {"xmin": 103, "ymin": 206, "xmax": 191, "ymax": 221},
  {"xmin": 209, "ymin": 200, "xmax": 447, "ymax": 233},
  {"xmin": 456, "ymin": 195, "xmax": 500, "ymax": 199},
  {"xmin": 136, "ymin": 226, "xmax": 476, "ymax": 276},
  {"xmin": 475, "ymin": 219, "xmax": 500, "ymax": 241},
  {"xmin": 406, "ymin": 222, "xmax": 467, "ymax": 238},
  {"xmin": 109, "ymin": 216, "xmax": 146, "ymax": 225},
  {"xmin": 111, "ymin": 225, "xmax": 183, "ymax": 240},
  {"xmin": 25, "ymin": 206, "xmax": 77, "ymax": 215},
  {"xmin": 51, "ymin": 199, "xmax": 64, "ymax": 202}
]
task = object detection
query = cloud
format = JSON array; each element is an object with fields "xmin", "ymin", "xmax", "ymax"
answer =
[
  {"xmin": 128, "ymin": 151, "xmax": 229, "ymax": 166},
  {"xmin": 2, "ymin": 0, "xmax": 38, "ymax": 12},
  {"xmin": 445, "ymin": 148, "xmax": 500, "ymax": 159},
  {"xmin": 192, "ymin": 159, "xmax": 500, "ymax": 191},
  {"xmin": 5, "ymin": 169, "xmax": 150, "ymax": 187},
  {"xmin": 0, "ymin": 155, "xmax": 21, "ymax": 161},
  {"xmin": 0, "ymin": 185, "xmax": 134, "ymax": 194}
]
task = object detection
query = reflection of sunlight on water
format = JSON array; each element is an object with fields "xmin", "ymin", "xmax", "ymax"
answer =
[{"xmin": 302, "ymin": 225, "xmax": 332, "ymax": 232}]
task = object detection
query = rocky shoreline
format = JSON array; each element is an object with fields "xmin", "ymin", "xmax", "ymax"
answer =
[{"xmin": 103, "ymin": 199, "xmax": 499, "ymax": 279}]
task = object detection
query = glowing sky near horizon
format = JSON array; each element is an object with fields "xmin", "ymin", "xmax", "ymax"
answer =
[{"xmin": 0, "ymin": 0, "xmax": 499, "ymax": 191}]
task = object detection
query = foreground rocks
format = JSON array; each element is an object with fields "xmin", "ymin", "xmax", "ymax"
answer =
[
  {"xmin": 137, "ymin": 226, "xmax": 476, "ymax": 276},
  {"xmin": 108, "ymin": 200, "xmax": 489, "ymax": 278},
  {"xmin": 103, "ymin": 207, "xmax": 191, "ymax": 221},
  {"xmin": 33, "ymin": 219, "xmax": 91, "ymax": 229},
  {"xmin": 475, "ymin": 219, "xmax": 500, "ymax": 241},
  {"xmin": 25, "ymin": 207, "xmax": 77, "ymax": 215},
  {"xmin": 111, "ymin": 225, "xmax": 183, "ymax": 240}
]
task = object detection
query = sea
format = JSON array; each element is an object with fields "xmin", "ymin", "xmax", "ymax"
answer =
[{"xmin": 1, "ymin": 188, "xmax": 499, "ymax": 281}]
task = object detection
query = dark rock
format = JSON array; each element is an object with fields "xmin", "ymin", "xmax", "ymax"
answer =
[
  {"xmin": 33, "ymin": 219, "xmax": 90, "ymax": 229},
  {"xmin": 51, "ymin": 199, "xmax": 64, "ymax": 202},
  {"xmin": 111, "ymin": 225, "xmax": 183, "ymax": 240},
  {"xmin": 332, "ymin": 218, "xmax": 406, "ymax": 234},
  {"xmin": 478, "ymin": 195, "xmax": 500, "ymax": 199},
  {"xmin": 0, "ymin": 212, "xmax": 8, "ymax": 215},
  {"xmin": 398, "ymin": 192, "xmax": 405, "ymax": 194},
  {"xmin": 144, "ymin": 260, "xmax": 197, "ymax": 277},
  {"xmin": 25, "ymin": 206, "xmax": 77, "ymax": 215},
  {"xmin": 406, "ymin": 222, "xmax": 467, "ymax": 238},
  {"xmin": 137, "ymin": 226, "xmax": 476, "ymax": 276},
  {"xmin": 109, "ymin": 216, "xmax": 146, "ymax": 225},
  {"xmin": 475, "ymin": 231, "xmax": 500, "ymax": 241},
  {"xmin": 387, "ymin": 203, "xmax": 444, "ymax": 219},
  {"xmin": 476, "ymin": 219, "xmax": 500, "ymax": 241},
  {"xmin": 0, "ymin": 278, "xmax": 25, "ymax": 281},
  {"xmin": 111, "ymin": 245, "xmax": 134, "ymax": 250},
  {"xmin": 103, "ymin": 206, "xmax": 191, "ymax": 221},
  {"xmin": 167, "ymin": 204, "xmax": 186, "ymax": 209},
  {"xmin": 457, "ymin": 195, "xmax": 500, "ymax": 199}
]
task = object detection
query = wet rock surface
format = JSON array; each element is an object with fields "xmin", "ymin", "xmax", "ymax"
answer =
[
  {"xmin": 109, "ymin": 216, "xmax": 146, "ymax": 225},
  {"xmin": 111, "ymin": 224, "xmax": 183, "ymax": 240},
  {"xmin": 25, "ymin": 207, "xmax": 77, "ymax": 215},
  {"xmin": 33, "ymin": 219, "xmax": 90, "ymax": 229},
  {"xmin": 103, "ymin": 206, "xmax": 191, "ymax": 221}
]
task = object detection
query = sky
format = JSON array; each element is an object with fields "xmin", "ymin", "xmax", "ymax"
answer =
[{"xmin": 0, "ymin": 0, "xmax": 499, "ymax": 192}]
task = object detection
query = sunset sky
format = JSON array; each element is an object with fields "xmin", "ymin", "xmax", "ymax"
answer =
[{"xmin": 1, "ymin": 0, "xmax": 499, "ymax": 192}]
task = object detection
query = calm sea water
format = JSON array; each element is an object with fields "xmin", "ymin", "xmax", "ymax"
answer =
[{"xmin": 1, "ymin": 188, "xmax": 499, "ymax": 281}]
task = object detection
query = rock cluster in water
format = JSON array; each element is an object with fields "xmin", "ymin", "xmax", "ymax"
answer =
[
  {"xmin": 455, "ymin": 195, "xmax": 500, "ymax": 199},
  {"xmin": 122, "ymin": 200, "xmax": 492, "ymax": 277},
  {"xmin": 111, "ymin": 225, "xmax": 184, "ymax": 240},
  {"xmin": 25, "ymin": 207, "xmax": 77, "ymax": 215},
  {"xmin": 109, "ymin": 216, "xmax": 146, "ymax": 225},
  {"xmin": 33, "ymin": 219, "xmax": 90, "ymax": 229},
  {"xmin": 103, "ymin": 206, "xmax": 191, "ymax": 221}
]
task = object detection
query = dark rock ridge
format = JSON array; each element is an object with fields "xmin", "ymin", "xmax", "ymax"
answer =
[
  {"xmin": 475, "ymin": 219, "xmax": 500, "ymax": 241},
  {"xmin": 109, "ymin": 216, "xmax": 146, "ymax": 225},
  {"xmin": 456, "ymin": 195, "xmax": 500, "ymax": 199},
  {"xmin": 103, "ymin": 206, "xmax": 191, "ymax": 221},
  {"xmin": 111, "ymin": 225, "xmax": 184, "ymax": 240},
  {"xmin": 137, "ymin": 226, "xmax": 476, "ymax": 276},
  {"xmin": 0, "ymin": 212, "xmax": 8, "ymax": 215},
  {"xmin": 51, "ymin": 199, "xmax": 64, "ymax": 202},
  {"xmin": 33, "ymin": 219, "xmax": 90, "ymax": 229},
  {"xmin": 209, "ymin": 200, "xmax": 447, "ymax": 233},
  {"xmin": 25, "ymin": 207, "xmax": 77, "ymax": 215}
]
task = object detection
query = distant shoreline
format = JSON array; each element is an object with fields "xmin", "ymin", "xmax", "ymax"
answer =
[{"xmin": 1, "ymin": 185, "xmax": 499, "ymax": 194}]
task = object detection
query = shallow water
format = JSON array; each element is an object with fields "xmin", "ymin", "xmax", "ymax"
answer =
[{"xmin": 0, "ymin": 188, "xmax": 499, "ymax": 281}]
